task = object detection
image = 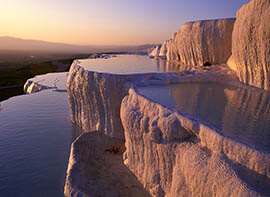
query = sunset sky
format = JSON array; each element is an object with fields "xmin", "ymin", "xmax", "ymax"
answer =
[{"xmin": 0, "ymin": 0, "xmax": 249, "ymax": 46}]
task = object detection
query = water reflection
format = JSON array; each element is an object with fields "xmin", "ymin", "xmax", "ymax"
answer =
[
  {"xmin": 79, "ymin": 54, "xmax": 200, "ymax": 74},
  {"xmin": 0, "ymin": 103, "xmax": 3, "ymax": 112},
  {"xmin": 139, "ymin": 83, "xmax": 270, "ymax": 151},
  {"xmin": 155, "ymin": 58, "xmax": 199, "ymax": 73},
  {"xmin": 0, "ymin": 72, "xmax": 82, "ymax": 196}
]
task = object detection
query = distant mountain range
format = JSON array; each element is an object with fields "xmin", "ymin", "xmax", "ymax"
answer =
[{"xmin": 0, "ymin": 36, "xmax": 155, "ymax": 54}]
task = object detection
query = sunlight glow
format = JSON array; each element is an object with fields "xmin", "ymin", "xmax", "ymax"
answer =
[{"xmin": 0, "ymin": 0, "xmax": 249, "ymax": 45}]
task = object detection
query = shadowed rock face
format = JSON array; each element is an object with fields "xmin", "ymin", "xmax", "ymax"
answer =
[
  {"xmin": 67, "ymin": 63, "xmax": 129, "ymax": 139},
  {"xmin": 227, "ymin": 0, "xmax": 270, "ymax": 90},
  {"xmin": 168, "ymin": 18, "xmax": 235, "ymax": 66}
]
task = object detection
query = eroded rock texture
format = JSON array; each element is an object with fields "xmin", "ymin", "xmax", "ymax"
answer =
[
  {"xmin": 168, "ymin": 18, "xmax": 235, "ymax": 66},
  {"xmin": 149, "ymin": 40, "xmax": 173, "ymax": 59},
  {"xmin": 158, "ymin": 40, "xmax": 172, "ymax": 58},
  {"xmin": 121, "ymin": 88, "xmax": 269, "ymax": 197},
  {"xmin": 227, "ymin": 0, "xmax": 270, "ymax": 90},
  {"xmin": 149, "ymin": 45, "xmax": 161, "ymax": 58},
  {"xmin": 67, "ymin": 62, "xmax": 129, "ymax": 139},
  {"xmin": 64, "ymin": 132, "xmax": 150, "ymax": 197},
  {"xmin": 67, "ymin": 58, "xmax": 239, "ymax": 141}
]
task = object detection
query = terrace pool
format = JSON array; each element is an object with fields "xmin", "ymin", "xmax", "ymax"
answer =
[{"xmin": 138, "ymin": 82, "xmax": 270, "ymax": 151}]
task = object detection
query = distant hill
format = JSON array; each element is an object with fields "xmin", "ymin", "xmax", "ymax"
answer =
[{"xmin": 0, "ymin": 36, "xmax": 155, "ymax": 54}]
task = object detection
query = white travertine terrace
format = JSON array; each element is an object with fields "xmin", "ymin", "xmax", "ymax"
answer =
[
  {"xmin": 227, "ymin": 0, "xmax": 270, "ymax": 90},
  {"xmin": 149, "ymin": 19, "xmax": 235, "ymax": 66},
  {"xmin": 24, "ymin": 72, "xmax": 68, "ymax": 94},
  {"xmin": 65, "ymin": 0, "xmax": 270, "ymax": 194},
  {"xmin": 169, "ymin": 18, "xmax": 235, "ymax": 66},
  {"xmin": 67, "ymin": 58, "xmax": 238, "ymax": 140},
  {"xmin": 149, "ymin": 40, "xmax": 172, "ymax": 59},
  {"xmin": 64, "ymin": 131, "xmax": 150, "ymax": 197},
  {"xmin": 121, "ymin": 88, "xmax": 268, "ymax": 197},
  {"xmin": 66, "ymin": 55, "xmax": 270, "ymax": 196},
  {"xmin": 150, "ymin": 0, "xmax": 270, "ymax": 90},
  {"xmin": 149, "ymin": 44, "xmax": 161, "ymax": 58}
]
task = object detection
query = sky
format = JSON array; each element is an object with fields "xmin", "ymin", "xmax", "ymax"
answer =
[{"xmin": 0, "ymin": 0, "xmax": 250, "ymax": 46}]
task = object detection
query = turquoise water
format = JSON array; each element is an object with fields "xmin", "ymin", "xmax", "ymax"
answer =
[{"xmin": 138, "ymin": 82, "xmax": 270, "ymax": 151}]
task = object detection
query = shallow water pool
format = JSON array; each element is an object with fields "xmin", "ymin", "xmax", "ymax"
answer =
[
  {"xmin": 78, "ymin": 54, "xmax": 197, "ymax": 74},
  {"xmin": 138, "ymin": 82, "xmax": 270, "ymax": 151}
]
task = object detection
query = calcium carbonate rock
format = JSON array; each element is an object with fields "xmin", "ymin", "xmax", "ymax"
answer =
[
  {"xmin": 227, "ymin": 0, "xmax": 270, "ymax": 90},
  {"xmin": 67, "ymin": 60, "xmax": 187, "ymax": 139},
  {"xmin": 64, "ymin": 131, "xmax": 150, "ymax": 197},
  {"xmin": 24, "ymin": 72, "xmax": 68, "ymax": 94},
  {"xmin": 120, "ymin": 88, "xmax": 269, "ymax": 196},
  {"xmin": 168, "ymin": 18, "xmax": 235, "ymax": 66},
  {"xmin": 158, "ymin": 40, "xmax": 172, "ymax": 58},
  {"xmin": 67, "ymin": 62, "xmax": 129, "ymax": 139},
  {"xmin": 149, "ymin": 45, "xmax": 161, "ymax": 58},
  {"xmin": 24, "ymin": 80, "xmax": 45, "ymax": 94},
  {"xmin": 149, "ymin": 40, "xmax": 173, "ymax": 59},
  {"xmin": 67, "ymin": 58, "xmax": 240, "ymax": 140}
]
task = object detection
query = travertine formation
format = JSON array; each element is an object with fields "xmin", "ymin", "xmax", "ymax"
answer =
[
  {"xmin": 227, "ymin": 0, "xmax": 270, "ymax": 90},
  {"xmin": 148, "ymin": 19, "xmax": 235, "ymax": 66},
  {"xmin": 67, "ymin": 59, "xmax": 239, "ymax": 140},
  {"xmin": 64, "ymin": 131, "xmax": 150, "ymax": 197},
  {"xmin": 24, "ymin": 80, "xmax": 47, "ymax": 94},
  {"xmin": 168, "ymin": 18, "xmax": 235, "ymax": 66},
  {"xmin": 121, "ymin": 88, "xmax": 269, "ymax": 197},
  {"xmin": 65, "ymin": 0, "xmax": 270, "ymax": 193},
  {"xmin": 67, "ymin": 61, "xmax": 129, "ymax": 139},
  {"xmin": 66, "ymin": 56, "xmax": 270, "ymax": 196},
  {"xmin": 149, "ymin": 40, "xmax": 173, "ymax": 59},
  {"xmin": 24, "ymin": 72, "xmax": 68, "ymax": 94},
  {"xmin": 149, "ymin": 44, "xmax": 161, "ymax": 58}
]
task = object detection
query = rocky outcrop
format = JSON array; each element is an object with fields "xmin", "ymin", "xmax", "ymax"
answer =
[
  {"xmin": 67, "ymin": 61, "xmax": 129, "ymax": 139},
  {"xmin": 149, "ymin": 40, "xmax": 173, "ymax": 59},
  {"xmin": 67, "ymin": 58, "xmax": 239, "ymax": 140},
  {"xmin": 121, "ymin": 88, "xmax": 269, "ymax": 197},
  {"xmin": 24, "ymin": 72, "xmax": 67, "ymax": 94},
  {"xmin": 167, "ymin": 18, "xmax": 235, "ymax": 66},
  {"xmin": 66, "ymin": 54, "xmax": 270, "ymax": 196},
  {"xmin": 158, "ymin": 40, "xmax": 172, "ymax": 58},
  {"xmin": 24, "ymin": 80, "xmax": 47, "ymax": 94},
  {"xmin": 67, "ymin": 60, "xmax": 181, "ymax": 139},
  {"xmin": 64, "ymin": 131, "xmax": 150, "ymax": 197},
  {"xmin": 149, "ymin": 45, "xmax": 161, "ymax": 58},
  {"xmin": 227, "ymin": 0, "xmax": 270, "ymax": 90}
]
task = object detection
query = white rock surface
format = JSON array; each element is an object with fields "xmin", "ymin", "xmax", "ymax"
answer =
[
  {"xmin": 67, "ymin": 54, "xmax": 270, "ymax": 196},
  {"xmin": 227, "ymin": 0, "xmax": 270, "ymax": 90},
  {"xmin": 148, "ymin": 40, "xmax": 173, "ymax": 59},
  {"xmin": 67, "ymin": 62, "xmax": 129, "ymax": 139},
  {"xmin": 24, "ymin": 72, "xmax": 68, "ymax": 94},
  {"xmin": 159, "ymin": 40, "xmax": 172, "ymax": 58},
  {"xmin": 149, "ymin": 45, "xmax": 161, "ymax": 58},
  {"xmin": 64, "ymin": 131, "xmax": 150, "ymax": 197},
  {"xmin": 67, "ymin": 59, "xmax": 239, "ymax": 140},
  {"xmin": 121, "ymin": 88, "xmax": 269, "ymax": 196},
  {"xmin": 167, "ymin": 18, "xmax": 235, "ymax": 66}
]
